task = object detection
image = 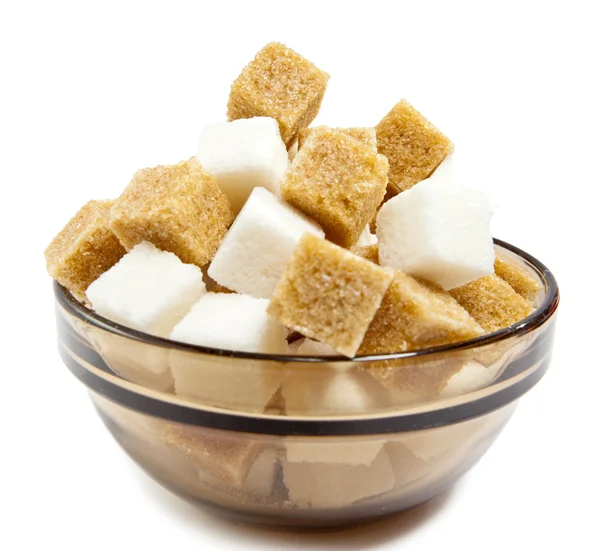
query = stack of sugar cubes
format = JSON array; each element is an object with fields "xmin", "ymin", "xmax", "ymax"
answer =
[
  {"xmin": 46, "ymin": 42, "xmax": 541, "ymax": 508},
  {"xmin": 46, "ymin": 39, "xmax": 540, "ymax": 405}
]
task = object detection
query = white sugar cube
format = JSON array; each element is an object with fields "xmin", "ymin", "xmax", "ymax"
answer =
[
  {"xmin": 243, "ymin": 449, "xmax": 279, "ymax": 497},
  {"xmin": 426, "ymin": 154, "xmax": 455, "ymax": 183},
  {"xmin": 356, "ymin": 225, "xmax": 378, "ymax": 247},
  {"xmin": 283, "ymin": 354, "xmax": 387, "ymax": 464},
  {"xmin": 207, "ymin": 187, "xmax": 324, "ymax": 298},
  {"xmin": 282, "ymin": 449, "xmax": 394, "ymax": 508},
  {"xmin": 196, "ymin": 117, "xmax": 289, "ymax": 213},
  {"xmin": 86, "ymin": 241, "xmax": 206, "ymax": 337},
  {"xmin": 282, "ymin": 366, "xmax": 387, "ymax": 416},
  {"xmin": 169, "ymin": 293, "xmax": 288, "ymax": 411},
  {"xmin": 441, "ymin": 360, "xmax": 503, "ymax": 397},
  {"xmin": 285, "ymin": 437, "xmax": 385, "ymax": 466},
  {"xmin": 377, "ymin": 177, "xmax": 494, "ymax": 290},
  {"xmin": 85, "ymin": 242, "xmax": 205, "ymax": 381},
  {"xmin": 170, "ymin": 292, "xmax": 288, "ymax": 352},
  {"xmin": 89, "ymin": 330, "xmax": 175, "ymax": 386},
  {"xmin": 283, "ymin": 338, "xmax": 389, "ymax": 424}
]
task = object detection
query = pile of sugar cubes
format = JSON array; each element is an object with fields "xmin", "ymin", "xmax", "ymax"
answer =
[
  {"xmin": 46, "ymin": 41, "xmax": 544, "ymax": 510},
  {"xmin": 46, "ymin": 42, "xmax": 541, "ymax": 389}
]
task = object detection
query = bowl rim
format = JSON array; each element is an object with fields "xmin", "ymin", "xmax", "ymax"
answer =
[
  {"xmin": 54, "ymin": 238, "xmax": 559, "ymax": 435},
  {"xmin": 56, "ymin": 238, "xmax": 559, "ymax": 363}
]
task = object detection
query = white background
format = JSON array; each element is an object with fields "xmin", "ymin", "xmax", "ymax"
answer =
[{"xmin": 1, "ymin": 1, "xmax": 598, "ymax": 549}]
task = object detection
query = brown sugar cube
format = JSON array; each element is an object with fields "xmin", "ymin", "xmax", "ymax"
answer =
[
  {"xmin": 376, "ymin": 99, "xmax": 453, "ymax": 193},
  {"xmin": 281, "ymin": 127, "xmax": 389, "ymax": 247},
  {"xmin": 359, "ymin": 272, "xmax": 484, "ymax": 355},
  {"xmin": 449, "ymin": 274, "xmax": 534, "ymax": 333},
  {"xmin": 163, "ymin": 424, "xmax": 264, "ymax": 487},
  {"xmin": 45, "ymin": 200, "xmax": 126, "ymax": 302},
  {"xmin": 350, "ymin": 243, "xmax": 379, "ymax": 264},
  {"xmin": 363, "ymin": 356, "xmax": 467, "ymax": 402},
  {"xmin": 297, "ymin": 126, "xmax": 377, "ymax": 151},
  {"xmin": 227, "ymin": 42, "xmax": 330, "ymax": 147},
  {"xmin": 494, "ymin": 250, "xmax": 541, "ymax": 302},
  {"xmin": 268, "ymin": 234, "xmax": 394, "ymax": 357},
  {"xmin": 109, "ymin": 158, "xmax": 233, "ymax": 268},
  {"xmin": 357, "ymin": 273, "xmax": 484, "ymax": 401}
]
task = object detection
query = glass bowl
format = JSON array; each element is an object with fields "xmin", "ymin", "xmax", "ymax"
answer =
[{"xmin": 53, "ymin": 239, "xmax": 559, "ymax": 530}]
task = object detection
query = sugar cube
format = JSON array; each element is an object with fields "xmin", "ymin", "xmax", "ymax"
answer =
[
  {"xmin": 376, "ymin": 99, "xmax": 453, "ymax": 193},
  {"xmin": 282, "ymin": 449, "xmax": 394, "ymax": 508},
  {"xmin": 268, "ymin": 234, "xmax": 394, "ymax": 357},
  {"xmin": 227, "ymin": 42, "xmax": 330, "ymax": 147},
  {"xmin": 45, "ymin": 200, "xmax": 126, "ymax": 302},
  {"xmin": 384, "ymin": 441, "xmax": 430, "ymax": 491},
  {"xmin": 282, "ymin": 368, "xmax": 390, "ymax": 464},
  {"xmin": 109, "ymin": 158, "xmax": 233, "ymax": 268},
  {"xmin": 171, "ymin": 292, "xmax": 287, "ymax": 352},
  {"xmin": 284, "ymin": 337, "xmax": 389, "ymax": 417},
  {"xmin": 88, "ymin": 328, "xmax": 175, "ymax": 390},
  {"xmin": 358, "ymin": 272, "xmax": 484, "ymax": 355},
  {"xmin": 449, "ymin": 274, "xmax": 533, "ymax": 332},
  {"xmin": 297, "ymin": 126, "xmax": 377, "ymax": 151},
  {"xmin": 86, "ymin": 241, "xmax": 205, "ymax": 337},
  {"xmin": 207, "ymin": 187, "xmax": 324, "ymax": 298},
  {"xmin": 285, "ymin": 436, "xmax": 385, "ymax": 466},
  {"xmin": 350, "ymin": 243, "xmax": 379, "ymax": 264},
  {"xmin": 287, "ymin": 140, "xmax": 299, "ymax": 162},
  {"xmin": 242, "ymin": 448, "xmax": 280, "ymax": 498},
  {"xmin": 85, "ymin": 240, "xmax": 205, "ymax": 382},
  {"xmin": 494, "ymin": 249, "xmax": 541, "ymax": 302},
  {"xmin": 170, "ymin": 293, "xmax": 288, "ymax": 411},
  {"xmin": 362, "ymin": 357, "xmax": 467, "ymax": 402},
  {"xmin": 281, "ymin": 127, "xmax": 389, "ymax": 247},
  {"xmin": 426, "ymin": 153, "xmax": 455, "ymax": 183},
  {"xmin": 441, "ymin": 359, "xmax": 504, "ymax": 397},
  {"xmin": 282, "ymin": 365, "xmax": 389, "ymax": 417},
  {"xmin": 196, "ymin": 117, "xmax": 289, "ymax": 213},
  {"xmin": 377, "ymin": 177, "xmax": 495, "ymax": 290},
  {"xmin": 355, "ymin": 225, "xmax": 378, "ymax": 247},
  {"xmin": 163, "ymin": 423, "xmax": 264, "ymax": 487}
]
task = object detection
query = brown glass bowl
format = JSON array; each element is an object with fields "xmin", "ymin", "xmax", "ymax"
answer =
[{"xmin": 54, "ymin": 239, "xmax": 559, "ymax": 530}]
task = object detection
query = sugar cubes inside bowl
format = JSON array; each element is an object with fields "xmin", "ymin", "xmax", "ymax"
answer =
[
  {"xmin": 47, "ymin": 40, "xmax": 558, "ymax": 530},
  {"xmin": 44, "ymin": 36, "xmax": 550, "ymax": 409}
]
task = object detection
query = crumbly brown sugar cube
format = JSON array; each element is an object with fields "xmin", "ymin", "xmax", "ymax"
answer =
[
  {"xmin": 281, "ymin": 128, "xmax": 389, "ymax": 247},
  {"xmin": 268, "ymin": 234, "xmax": 394, "ymax": 357},
  {"xmin": 449, "ymin": 274, "xmax": 533, "ymax": 333},
  {"xmin": 109, "ymin": 158, "xmax": 233, "ymax": 268},
  {"xmin": 350, "ymin": 243, "xmax": 379, "ymax": 264},
  {"xmin": 45, "ymin": 200, "xmax": 126, "ymax": 302},
  {"xmin": 163, "ymin": 424, "xmax": 264, "ymax": 487},
  {"xmin": 359, "ymin": 272, "xmax": 484, "ymax": 355},
  {"xmin": 227, "ymin": 42, "xmax": 330, "ymax": 147},
  {"xmin": 494, "ymin": 250, "xmax": 541, "ymax": 302},
  {"xmin": 297, "ymin": 126, "xmax": 377, "ymax": 151},
  {"xmin": 376, "ymin": 99, "xmax": 453, "ymax": 193}
]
